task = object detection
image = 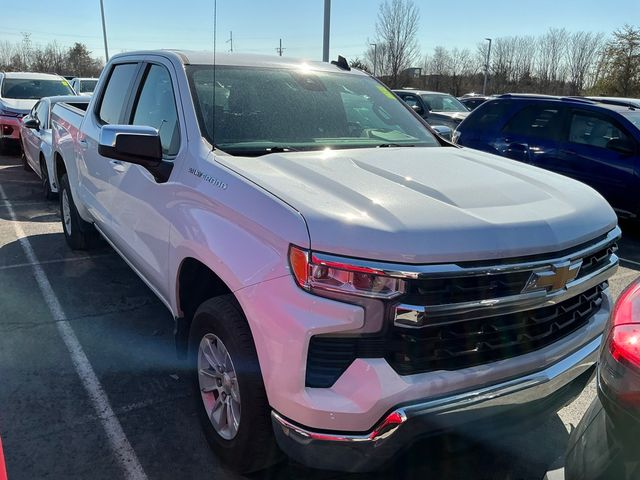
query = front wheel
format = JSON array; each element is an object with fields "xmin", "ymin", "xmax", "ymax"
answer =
[
  {"xmin": 59, "ymin": 173, "xmax": 100, "ymax": 250},
  {"xmin": 188, "ymin": 296, "xmax": 281, "ymax": 473}
]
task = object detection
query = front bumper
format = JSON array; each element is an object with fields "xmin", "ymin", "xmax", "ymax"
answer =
[
  {"xmin": 0, "ymin": 115, "xmax": 23, "ymax": 140},
  {"xmin": 272, "ymin": 335, "xmax": 601, "ymax": 472}
]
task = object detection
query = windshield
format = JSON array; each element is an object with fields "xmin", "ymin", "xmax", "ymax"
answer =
[
  {"xmin": 79, "ymin": 80, "xmax": 98, "ymax": 93},
  {"xmin": 420, "ymin": 93, "xmax": 468, "ymax": 113},
  {"xmin": 1, "ymin": 78, "xmax": 74, "ymax": 99},
  {"xmin": 622, "ymin": 110, "xmax": 640, "ymax": 128},
  {"xmin": 187, "ymin": 65, "xmax": 439, "ymax": 155}
]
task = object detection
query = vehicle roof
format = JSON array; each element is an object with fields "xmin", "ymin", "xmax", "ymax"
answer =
[
  {"xmin": 393, "ymin": 89, "xmax": 453, "ymax": 96},
  {"xmin": 0, "ymin": 72, "xmax": 66, "ymax": 80},
  {"xmin": 491, "ymin": 93, "xmax": 640, "ymax": 113},
  {"xmin": 110, "ymin": 50, "xmax": 368, "ymax": 75},
  {"xmin": 586, "ymin": 96, "xmax": 640, "ymax": 107}
]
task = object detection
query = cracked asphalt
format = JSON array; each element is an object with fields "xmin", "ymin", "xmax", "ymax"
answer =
[{"xmin": 0, "ymin": 149, "xmax": 638, "ymax": 480}]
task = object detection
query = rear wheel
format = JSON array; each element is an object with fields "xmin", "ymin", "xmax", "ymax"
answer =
[
  {"xmin": 188, "ymin": 296, "xmax": 281, "ymax": 473},
  {"xmin": 59, "ymin": 173, "xmax": 100, "ymax": 250},
  {"xmin": 40, "ymin": 157, "xmax": 56, "ymax": 200}
]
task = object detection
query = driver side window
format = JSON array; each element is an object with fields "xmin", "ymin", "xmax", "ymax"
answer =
[{"xmin": 130, "ymin": 64, "xmax": 180, "ymax": 157}]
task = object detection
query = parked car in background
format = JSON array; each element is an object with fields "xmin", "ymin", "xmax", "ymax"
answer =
[
  {"xmin": 51, "ymin": 50, "xmax": 619, "ymax": 474},
  {"xmin": 563, "ymin": 279, "xmax": 640, "ymax": 480},
  {"xmin": 393, "ymin": 89, "xmax": 470, "ymax": 130},
  {"xmin": 20, "ymin": 95, "xmax": 90, "ymax": 199},
  {"xmin": 459, "ymin": 95, "xmax": 491, "ymax": 111},
  {"xmin": 0, "ymin": 72, "xmax": 75, "ymax": 152},
  {"xmin": 70, "ymin": 77, "xmax": 99, "ymax": 96},
  {"xmin": 454, "ymin": 94, "xmax": 640, "ymax": 218}
]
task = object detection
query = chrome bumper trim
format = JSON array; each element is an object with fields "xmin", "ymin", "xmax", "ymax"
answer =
[{"xmin": 272, "ymin": 334, "xmax": 602, "ymax": 444}]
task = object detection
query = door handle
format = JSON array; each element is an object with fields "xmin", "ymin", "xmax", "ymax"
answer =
[{"xmin": 109, "ymin": 160, "xmax": 126, "ymax": 173}]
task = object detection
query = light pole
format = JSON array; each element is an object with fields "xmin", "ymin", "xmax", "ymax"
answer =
[
  {"xmin": 99, "ymin": 0, "xmax": 109, "ymax": 62},
  {"xmin": 322, "ymin": 0, "xmax": 331, "ymax": 62},
  {"xmin": 482, "ymin": 37, "xmax": 492, "ymax": 95},
  {"xmin": 370, "ymin": 43, "xmax": 377, "ymax": 76}
]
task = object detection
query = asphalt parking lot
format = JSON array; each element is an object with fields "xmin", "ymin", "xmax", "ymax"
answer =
[{"xmin": 0, "ymin": 149, "xmax": 638, "ymax": 480}]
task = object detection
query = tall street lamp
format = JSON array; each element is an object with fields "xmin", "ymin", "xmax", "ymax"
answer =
[
  {"xmin": 482, "ymin": 37, "xmax": 492, "ymax": 95},
  {"xmin": 370, "ymin": 43, "xmax": 377, "ymax": 76},
  {"xmin": 99, "ymin": 0, "xmax": 109, "ymax": 62},
  {"xmin": 322, "ymin": 0, "xmax": 331, "ymax": 62}
]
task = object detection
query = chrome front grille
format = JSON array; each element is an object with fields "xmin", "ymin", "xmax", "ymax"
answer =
[{"xmin": 305, "ymin": 228, "xmax": 620, "ymax": 388}]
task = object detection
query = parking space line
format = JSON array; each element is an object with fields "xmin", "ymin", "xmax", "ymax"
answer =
[
  {"xmin": 0, "ymin": 254, "xmax": 114, "ymax": 272},
  {"xmin": 620, "ymin": 257, "xmax": 640, "ymax": 269},
  {"xmin": 0, "ymin": 185, "xmax": 148, "ymax": 480}
]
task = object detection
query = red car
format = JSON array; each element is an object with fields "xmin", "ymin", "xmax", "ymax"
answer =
[{"xmin": 564, "ymin": 278, "xmax": 640, "ymax": 479}]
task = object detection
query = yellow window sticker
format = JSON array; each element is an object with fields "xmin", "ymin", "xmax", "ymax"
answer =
[
  {"xmin": 377, "ymin": 85, "xmax": 395, "ymax": 99},
  {"xmin": 62, "ymin": 80, "xmax": 69, "ymax": 87}
]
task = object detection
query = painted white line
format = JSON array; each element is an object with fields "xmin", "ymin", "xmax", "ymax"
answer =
[
  {"xmin": 0, "ymin": 254, "xmax": 113, "ymax": 272},
  {"xmin": 0, "ymin": 184, "xmax": 148, "ymax": 480},
  {"xmin": 620, "ymin": 257, "xmax": 640, "ymax": 268},
  {"xmin": 0, "ymin": 200, "xmax": 51, "ymax": 207}
]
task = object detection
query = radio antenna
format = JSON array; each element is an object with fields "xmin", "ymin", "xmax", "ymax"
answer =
[{"xmin": 212, "ymin": 0, "xmax": 217, "ymax": 149}]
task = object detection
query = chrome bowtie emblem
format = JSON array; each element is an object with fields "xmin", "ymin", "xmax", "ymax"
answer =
[{"xmin": 522, "ymin": 260, "xmax": 583, "ymax": 293}]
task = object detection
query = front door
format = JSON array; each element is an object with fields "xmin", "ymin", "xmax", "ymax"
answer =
[{"xmin": 107, "ymin": 60, "xmax": 182, "ymax": 300}]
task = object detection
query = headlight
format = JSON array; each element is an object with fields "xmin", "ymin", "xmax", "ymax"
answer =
[{"xmin": 289, "ymin": 245, "xmax": 404, "ymax": 299}]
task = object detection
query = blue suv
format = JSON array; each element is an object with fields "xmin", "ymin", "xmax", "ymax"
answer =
[{"xmin": 454, "ymin": 94, "xmax": 640, "ymax": 218}]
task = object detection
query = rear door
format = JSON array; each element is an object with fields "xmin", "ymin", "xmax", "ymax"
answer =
[
  {"xmin": 559, "ymin": 108, "xmax": 639, "ymax": 214},
  {"xmin": 107, "ymin": 59, "xmax": 183, "ymax": 299},
  {"xmin": 80, "ymin": 61, "xmax": 142, "ymax": 234},
  {"xmin": 495, "ymin": 103, "xmax": 566, "ymax": 168}
]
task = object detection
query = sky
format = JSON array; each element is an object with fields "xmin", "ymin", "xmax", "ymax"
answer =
[{"xmin": 1, "ymin": 0, "xmax": 639, "ymax": 63}]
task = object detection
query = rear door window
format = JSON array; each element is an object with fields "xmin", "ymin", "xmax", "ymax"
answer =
[
  {"xmin": 568, "ymin": 110, "xmax": 630, "ymax": 150},
  {"xmin": 98, "ymin": 63, "xmax": 139, "ymax": 124},
  {"xmin": 502, "ymin": 104, "xmax": 565, "ymax": 140}
]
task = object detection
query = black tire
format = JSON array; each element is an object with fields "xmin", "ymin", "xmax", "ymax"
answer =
[
  {"xmin": 40, "ymin": 157, "xmax": 56, "ymax": 200},
  {"xmin": 59, "ymin": 173, "xmax": 100, "ymax": 250},
  {"xmin": 188, "ymin": 296, "xmax": 282, "ymax": 473}
]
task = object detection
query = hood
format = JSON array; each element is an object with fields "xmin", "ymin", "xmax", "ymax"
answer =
[
  {"xmin": 0, "ymin": 98, "xmax": 37, "ymax": 114},
  {"xmin": 431, "ymin": 111, "xmax": 469, "ymax": 123},
  {"xmin": 219, "ymin": 146, "xmax": 617, "ymax": 263}
]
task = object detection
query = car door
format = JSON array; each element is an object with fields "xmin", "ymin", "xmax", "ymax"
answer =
[
  {"xmin": 22, "ymin": 102, "xmax": 43, "ymax": 169},
  {"xmin": 107, "ymin": 60, "xmax": 182, "ymax": 299},
  {"xmin": 494, "ymin": 103, "xmax": 566, "ymax": 168},
  {"xmin": 559, "ymin": 108, "xmax": 639, "ymax": 214},
  {"xmin": 79, "ymin": 62, "xmax": 141, "ymax": 235}
]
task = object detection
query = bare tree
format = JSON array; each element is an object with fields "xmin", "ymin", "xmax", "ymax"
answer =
[
  {"xmin": 536, "ymin": 28, "xmax": 569, "ymax": 93},
  {"xmin": 425, "ymin": 46, "xmax": 450, "ymax": 91},
  {"xmin": 371, "ymin": 0, "xmax": 421, "ymax": 87},
  {"xmin": 449, "ymin": 48, "xmax": 472, "ymax": 95},
  {"xmin": 566, "ymin": 31, "xmax": 605, "ymax": 94}
]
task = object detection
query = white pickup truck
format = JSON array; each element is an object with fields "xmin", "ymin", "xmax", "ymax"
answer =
[{"xmin": 51, "ymin": 50, "xmax": 620, "ymax": 473}]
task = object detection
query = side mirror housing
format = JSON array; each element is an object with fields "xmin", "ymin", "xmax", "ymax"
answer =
[
  {"xmin": 607, "ymin": 138, "xmax": 635, "ymax": 156},
  {"xmin": 411, "ymin": 104, "xmax": 425, "ymax": 116},
  {"xmin": 430, "ymin": 125, "xmax": 452, "ymax": 141},
  {"xmin": 98, "ymin": 125, "xmax": 172, "ymax": 182},
  {"xmin": 23, "ymin": 117, "xmax": 39, "ymax": 130},
  {"xmin": 98, "ymin": 125, "xmax": 162, "ymax": 166}
]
